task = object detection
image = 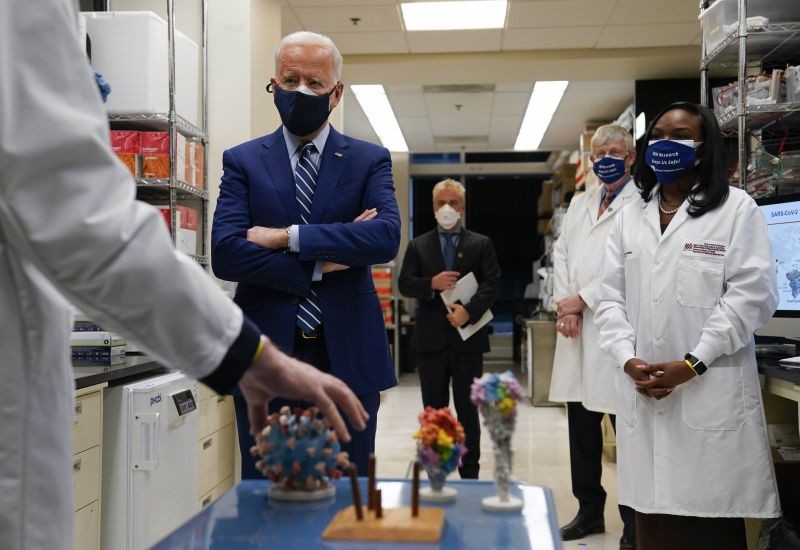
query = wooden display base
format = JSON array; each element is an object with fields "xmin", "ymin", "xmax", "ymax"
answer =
[{"xmin": 321, "ymin": 506, "xmax": 445, "ymax": 543}]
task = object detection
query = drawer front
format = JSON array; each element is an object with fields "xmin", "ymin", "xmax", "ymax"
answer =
[
  {"xmin": 73, "ymin": 446, "xmax": 101, "ymax": 511},
  {"xmin": 198, "ymin": 475, "xmax": 235, "ymax": 510},
  {"xmin": 73, "ymin": 500, "xmax": 100, "ymax": 550},
  {"xmin": 207, "ymin": 395, "xmax": 234, "ymax": 436},
  {"xmin": 198, "ymin": 424, "xmax": 235, "ymax": 497},
  {"xmin": 198, "ymin": 383, "xmax": 215, "ymax": 402},
  {"xmin": 198, "ymin": 397, "xmax": 209, "ymax": 439},
  {"xmin": 72, "ymin": 390, "xmax": 102, "ymax": 455}
]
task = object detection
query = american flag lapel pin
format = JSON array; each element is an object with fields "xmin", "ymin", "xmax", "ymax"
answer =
[{"xmin": 334, "ymin": 151, "xmax": 343, "ymax": 158}]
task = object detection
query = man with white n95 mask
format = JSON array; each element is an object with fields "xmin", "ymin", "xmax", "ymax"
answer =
[
  {"xmin": 0, "ymin": 2, "xmax": 367, "ymax": 549},
  {"xmin": 548, "ymin": 124, "xmax": 638, "ymax": 549}
]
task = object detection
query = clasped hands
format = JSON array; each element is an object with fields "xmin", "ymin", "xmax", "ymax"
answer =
[
  {"xmin": 246, "ymin": 208, "xmax": 377, "ymax": 273},
  {"xmin": 555, "ymin": 294, "xmax": 586, "ymax": 338},
  {"xmin": 623, "ymin": 357, "xmax": 696, "ymax": 400}
]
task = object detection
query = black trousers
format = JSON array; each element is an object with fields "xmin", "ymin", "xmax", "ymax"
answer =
[
  {"xmin": 416, "ymin": 347, "xmax": 483, "ymax": 479},
  {"xmin": 235, "ymin": 332, "xmax": 380, "ymax": 478},
  {"xmin": 567, "ymin": 401, "xmax": 636, "ymax": 538}
]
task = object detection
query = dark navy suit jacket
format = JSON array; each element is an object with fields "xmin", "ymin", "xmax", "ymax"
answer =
[{"xmin": 211, "ymin": 126, "xmax": 400, "ymax": 395}]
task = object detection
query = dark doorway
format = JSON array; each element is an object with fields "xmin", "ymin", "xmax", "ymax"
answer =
[{"xmin": 465, "ymin": 175, "xmax": 543, "ymax": 333}]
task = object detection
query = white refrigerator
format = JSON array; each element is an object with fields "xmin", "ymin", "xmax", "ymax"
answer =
[{"xmin": 102, "ymin": 372, "xmax": 200, "ymax": 550}]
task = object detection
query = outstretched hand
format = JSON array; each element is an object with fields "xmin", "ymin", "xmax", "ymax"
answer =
[{"xmin": 238, "ymin": 337, "xmax": 369, "ymax": 442}]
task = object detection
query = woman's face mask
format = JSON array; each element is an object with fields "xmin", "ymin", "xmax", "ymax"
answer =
[
  {"xmin": 435, "ymin": 204, "xmax": 461, "ymax": 230},
  {"xmin": 644, "ymin": 139, "xmax": 703, "ymax": 184},
  {"xmin": 273, "ymin": 83, "xmax": 336, "ymax": 137}
]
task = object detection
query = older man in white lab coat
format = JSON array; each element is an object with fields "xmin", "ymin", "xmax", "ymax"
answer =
[
  {"xmin": 0, "ymin": 2, "xmax": 368, "ymax": 549},
  {"xmin": 548, "ymin": 125, "xmax": 637, "ymax": 549}
]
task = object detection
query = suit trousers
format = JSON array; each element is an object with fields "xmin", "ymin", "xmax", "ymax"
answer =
[
  {"xmin": 416, "ymin": 347, "xmax": 482, "ymax": 479},
  {"xmin": 567, "ymin": 401, "xmax": 635, "ymax": 538},
  {"xmin": 235, "ymin": 332, "xmax": 380, "ymax": 478},
  {"xmin": 635, "ymin": 513, "xmax": 746, "ymax": 550}
]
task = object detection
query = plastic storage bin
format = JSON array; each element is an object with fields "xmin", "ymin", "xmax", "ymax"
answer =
[
  {"xmin": 700, "ymin": 0, "xmax": 800, "ymax": 55},
  {"xmin": 82, "ymin": 11, "xmax": 200, "ymax": 127}
]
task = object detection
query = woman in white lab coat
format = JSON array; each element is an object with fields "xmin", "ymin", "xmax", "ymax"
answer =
[{"xmin": 594, "ymin": 102, "xmax": 780, "ymax": 550}]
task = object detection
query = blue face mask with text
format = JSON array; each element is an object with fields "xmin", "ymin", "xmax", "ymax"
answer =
[
  {"xmin": 644, "ymin": 139, "xmax": 701, "ymax": 184},
  {"xmin": 592, "ymin": 155, "xmax": 627, "ymax": 184},
  {"xmin": 273, "ymin": 84, "xmax": 334, "ymax": 137}
]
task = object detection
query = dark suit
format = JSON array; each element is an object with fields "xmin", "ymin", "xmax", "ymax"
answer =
[
  {"xmin": 398, "ymin": 227, "xmax": 501, "ymax": 478},
  {"xmin": 212, "ymin": 125, "xmax": 400, "ymax": 476}
]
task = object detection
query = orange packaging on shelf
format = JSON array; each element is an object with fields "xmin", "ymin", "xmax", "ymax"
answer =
[
  {"xmin": 154, "ymin": 205, "xmax": 198, "ymax": 231},
  {"xmin": 193, "ymin": 141, "xmax": 205, "ymax": 189},
  {"xmin": 110, "ymin": 130, "xmax": 141, "ymax": 177},
  {"xmin": 142, "ymin": 132, "xmax": 170, "ymax": 178}
]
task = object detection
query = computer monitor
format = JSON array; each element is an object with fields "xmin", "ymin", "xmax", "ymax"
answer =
[{"xmin": 755, "ymin": 193, "xmax": 800, "ymax": 339}]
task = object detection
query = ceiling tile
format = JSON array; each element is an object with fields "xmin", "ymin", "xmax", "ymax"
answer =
[
  {"xmin": 293, "ymin": 5, "xmax": 402, "ymax": 33},
  {"xmin": 384, "ymin": 84, "xmax": 425, "ymax": 94},
  {"xmin": 425, "ymin": 92, "xmax": 494, "ymax": 116},
  {"xmin": 429, "ymin": 117, "xmax": 491, "ymax": 136},
  {"xmin": 495, "ymin": 83, "xmax": 532, "ymax": 93},
  {"xmin": 406, "ymin": 30, "xmax": 502, "ymax": 53},
  {"xmin": 566, "ymin": 80, "xmax": 633, "ymax": 94},
  {"xmin": 398, "ymin": 116, "xmax": 433, "ymax": 135},
  {"xmin": 608, "ymin": 0, "xmax": 699, "ymax": 25},
  {"xmin": 388, "ymin": 93, "xmax": 428, "ymax": 117},
  {"xmin": 596, "ymin": 22, "xmax": 700, "ymax": 48},
  {"xmin": 502, "ymin": 27, "xmax": 603, "ymax": 50},
  {"xmin": 288, "ymin": 0, "xmax": 396, "ymax": 5},
  {"xmin": 489, "ymin": 116, "xmax": 522, "ymax": 147},
  {"xmin": 327, "ymin": 31, "xmax": 408, "ymax": 54},
  {"xmin": 507, "ymin": 0, "xmax": 617, "ymax": 29},
  {"xmin": 491, "ymin": 92, "xmax": 529, "ymax": 117},
  {"xmin": 282, "ymin": 8, "xmax": 304, "ymax": 35},
  {"xmin": 406, "ymin": 134, "xmax": 435, "ymax": 149}
]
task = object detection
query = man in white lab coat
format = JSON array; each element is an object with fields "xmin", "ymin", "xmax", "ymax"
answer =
[
  {"xmin": 548, "ymin": 125, "xmax": 637, "ymax": 549},
  {"xmin": 0, "ymin": 2, "xmax": 367, "ymax": 549}
]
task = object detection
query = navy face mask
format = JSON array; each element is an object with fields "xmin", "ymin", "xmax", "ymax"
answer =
[
  {"xmin": 592, "ymin": 155, "xmax": 627, "ymax": 184},
  {"xmin": 644, "ymin": 139, "xmax": 701, "ymax": 184},
  {"xmin": 273, "ymin": 84, "xmax": 335, "ymax": 137}
]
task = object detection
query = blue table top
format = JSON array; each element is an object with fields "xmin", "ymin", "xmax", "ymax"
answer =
[{"xmin": 153, "ymin": 478, "xmax": 563, "ymax": 550}]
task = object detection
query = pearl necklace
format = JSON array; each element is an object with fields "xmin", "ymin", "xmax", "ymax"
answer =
[{"xmin": 658, "ymin": 193, "xmax": 681, "ymax": 215}]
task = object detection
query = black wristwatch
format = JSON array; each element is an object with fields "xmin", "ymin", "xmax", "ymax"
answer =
[{"xmin": 684, "ymin": 353, "xmax": 708, "ymax": 376}]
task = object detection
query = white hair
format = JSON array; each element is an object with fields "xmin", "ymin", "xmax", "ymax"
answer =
[
  {"xmin": 432, "ymin": 179, "xmax": 465, "ymax": 202},
  {"xmin": 590, "ymin": 124, "xmax": 634, "ymax": 152},
  {"xmin": 274, "ymin": 31, "xmax": 342, "ymax": 81}
]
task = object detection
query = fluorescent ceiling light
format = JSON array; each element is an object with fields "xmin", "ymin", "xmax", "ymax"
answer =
[
  {"xmin": 401, "ymin": 1, "xmax": 507, "ymax": 31},
  {"xmin": 635, "ymin": 111, "xmax": 647, "ymax": 140},
  {"xmin": 514, "ymin": 81, "xmax": 569, "ymax": 151},
  {"xmin": 350, "ymin": 85, "xmax": 408, "ymax": 153}
]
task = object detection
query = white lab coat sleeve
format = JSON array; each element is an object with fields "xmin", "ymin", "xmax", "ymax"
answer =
[
  {"xmin": 594, "ymin": 215, "xmax": 637, "ymax": 367},
  {"xmin": 552, "ymin": 201, "xmax": 574, "ymax": 301},
  {"xmin": 0, "ymin": 0, "xmax": 243, "ymax": 379},
  {"xmin": 578, "ymin": 278, "xmax": 602, "ymax": 312},
  {"xmin": 691, "ymin": 199, "xmax": 778, "ymax": 366}
]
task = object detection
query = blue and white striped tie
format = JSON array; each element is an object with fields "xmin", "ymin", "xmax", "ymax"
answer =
[{"xmin": 295, "ymin": 142, "xmax": 322, "ymax": 334}]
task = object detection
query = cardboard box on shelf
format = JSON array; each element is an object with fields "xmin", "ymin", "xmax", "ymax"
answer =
[
  {"xmin": 142, "ymin": 132, "xmax": 170, "ymax": 178},
  {"xmin": 538, "ymin": 180, "xmax": 554, "ymax": 217},
  {"xmin": 154, "ymin": 204, "xmax": 199, "ymax": 255},
  {"xmin": 193, "ymin": 141, "xmax": 205, "ymax": 189},
  {"xmin": 110, "ymin": 130, "xmax": 141, "ymax": 178},
  {"xmin": 537, "ymin": 218, "xmax": 551, "ymax": 235}
]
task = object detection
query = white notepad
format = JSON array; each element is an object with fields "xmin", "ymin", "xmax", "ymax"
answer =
[{"xmin": 440, "ymin": 272, "xmax": 493, "ymax": 341}]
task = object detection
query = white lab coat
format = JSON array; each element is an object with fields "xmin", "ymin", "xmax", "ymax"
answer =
[
  {"xmin": 0, "ymin": 2, "xmax": 244, "ymax": 548},
  {"xmin": 595, "ymin": 186, "xmax": 781, "ymax": 517},
  {"xmin": 548, "ymin": 180, "xmax": 638, "ymax": 413}
]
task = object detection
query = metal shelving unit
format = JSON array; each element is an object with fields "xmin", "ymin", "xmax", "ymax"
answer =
[
  {"xmin": 107, "ymin": 0, "xmax": 209, "ymax": 264},
  {"xmin": 699, "ymin": 0, "xmax": 800, "ymax": 190}
]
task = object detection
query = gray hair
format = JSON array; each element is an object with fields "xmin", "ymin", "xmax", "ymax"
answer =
[
  {"xmin": 432, "ymin": 179, "xmax": 465, "ymax": 202},
  {"xmin": 274, "ymin": 31, "xmax": 342, "ymax": 81},
  {"xmin": 590, "ymin": 124, "xmax": 634, "ymax": 152}
]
